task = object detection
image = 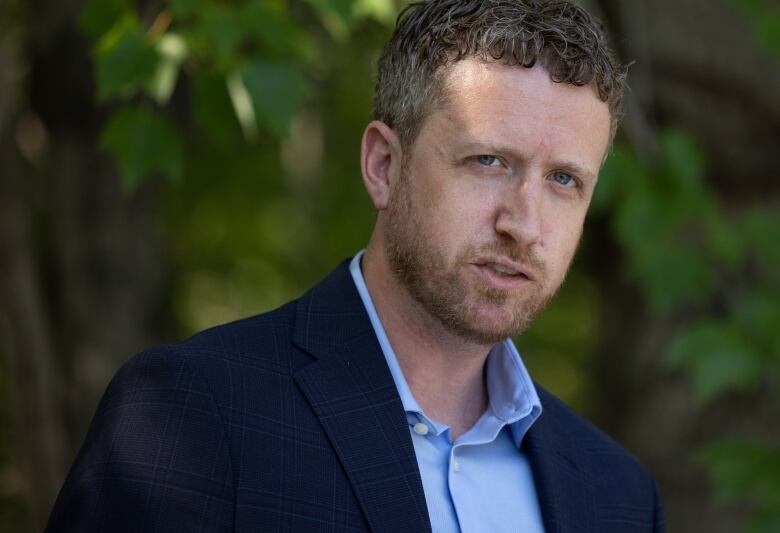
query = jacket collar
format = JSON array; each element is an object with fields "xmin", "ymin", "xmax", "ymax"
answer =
[
  {"xmin": 291, "ymin": 259, "xmax": 432, "ymax": 533},
  {"xmin": 290, "ymin": 260, "xmax": 593, "ymax": 533},
  {"xmin": 524, "ymin": 386, "xmax": 598, "ymax": 532}
]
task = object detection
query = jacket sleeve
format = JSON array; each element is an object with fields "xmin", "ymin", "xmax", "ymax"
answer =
[
  {"xmin": 46, "ymin": 347, "xmax": 235, "ymax": 532},
  {"xmin": 652, "ymin": 476, "xmax": 666, "ymax": 533}
]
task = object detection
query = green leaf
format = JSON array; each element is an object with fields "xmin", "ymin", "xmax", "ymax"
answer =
[
  {"xmin": 604, "ymin": 131, "xmax": 724, "ymax": 312},
  {"xmin": 756, "ymin": 13, "xmax": 780, "ymax": 56},
  {"xmin": 197, "ymin": 4, "xmax": 249, "ymax": 66},
  {"xmin": 631, "ymin": 242, "xmax": 715, "ymax": 313},
  {"xmin": 659, "ymin": 130, "xmax": 705, "ymax": 193},
  {"xmin": 169, "ymin": 0, "xmax": 203, "ymax": 19},
  {"xmin": 238, "ymin": 2, "xmax": 314, "ymax": 61},
  {"xmin": 736, "ymin": 288, "xmax": 780, "ymax": 358},
  {"xmin": 731, "ymin": 0, "xmax": 780, "ymax": 58},
  {"xmin": 79, "ymin": 0, "xmax": 132, "ymax": 39},
  {"xmin": 699, "ymin": 440, "xmax": 780, "ymax": 502},
  {"xmin": 742, "ymin": 208, "xmax": 780, "ymax": 270},
  {"xmin": 305, "ymin": 0, "xmax": 357, "ymax": 40},
  {"xmin": 100, "ymin": 107, "xmax": 184, "ymax": 189},
  {"xmin": 94, "ymin": 14, "xmax": 159, "ymax": 101},
  {"xmin": 353, "ymin": 0, "xmax": 398, "ymax": 26},
  {"xmin": 749, "ymin": 506, "xmax": 780, "ymax": 533},
  {"xmin": 590, "ymin": 145, "xmax": 648, "ymax": 213},
  {"xmin": 241, "ymin": 61, "xmax": 311, "ymax": 136},
  {"xmin": 704, "ymin": 210, "xmax": 744, "ymax": 269},
  {"xmin": 666, "ymin": 322, "xmax": 763, "ymax": 402},
  {"xmin": 612, "ymin": 183, "xmax": 708, "ymax": 313},
  {"xmin": 193, "ymin": 75, "xmax": 243, "ymax": 147},
  {"xmin": 613, "ymin": 181, "xmax": 670, "ymax": 248}
]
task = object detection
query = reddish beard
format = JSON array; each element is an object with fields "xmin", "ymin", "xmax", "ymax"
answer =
[{"xmin": 384, "ymin": 171, "xmax": 559, "ymax": 345}]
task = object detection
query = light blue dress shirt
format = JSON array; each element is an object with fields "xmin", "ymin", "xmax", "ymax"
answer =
[{"xmin": 349, "ymin": 252, "xmax": 545, "ymax": 533}]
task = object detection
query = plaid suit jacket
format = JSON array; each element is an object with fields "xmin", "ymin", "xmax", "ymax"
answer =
[{"xmin": 47, "ymin": 259, "xmax": 665, "ymax": 532}]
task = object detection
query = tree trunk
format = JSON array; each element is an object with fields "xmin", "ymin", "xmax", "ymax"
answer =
[{"xmin": 0, "ymin": 1, "xmax": 170, "ymax": 530}]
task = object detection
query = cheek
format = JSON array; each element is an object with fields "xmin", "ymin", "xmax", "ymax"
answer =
[
  {"xmin": 420, "ymin": 174, "xmax": 495, "ymax": 228},
  {"xmin": 540, "ymin": 206, "xmax": 586, "ymax": 257},
  {"xmin": 442, "ymin": 190, "xmax": 501, "ymax": 247}
]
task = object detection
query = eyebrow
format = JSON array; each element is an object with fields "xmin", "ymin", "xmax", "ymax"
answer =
[{"xmin": 453, "ymin": 140, "xmax": 599, "ymax": 183}]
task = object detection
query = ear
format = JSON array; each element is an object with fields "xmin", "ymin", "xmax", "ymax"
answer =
[{"xmin": 360, "ymin": 120, "xmax": 402, "ymax": 211}]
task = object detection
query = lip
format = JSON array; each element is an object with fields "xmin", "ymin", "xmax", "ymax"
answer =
[
  {"xmin": 473, "ymin": 256, "xmax": 535, "ymax": 282},
  {"xmin": 471, "ymin": 257, "xmax": 535, "ymax": 291}
]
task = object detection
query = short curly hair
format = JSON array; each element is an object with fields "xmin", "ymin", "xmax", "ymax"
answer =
[{"xmin": 373, "ymin": 0, "xmax": 627, "ymax": 149}]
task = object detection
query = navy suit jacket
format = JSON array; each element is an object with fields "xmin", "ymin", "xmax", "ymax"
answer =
[{"xmin": 47, "ymin": 260, "xmax": 664, "ymax": 532}]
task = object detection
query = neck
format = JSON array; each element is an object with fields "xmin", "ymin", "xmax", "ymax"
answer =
[{"xmin": 361, "ymin": 241, "xmax": 492, "ymax": 440}]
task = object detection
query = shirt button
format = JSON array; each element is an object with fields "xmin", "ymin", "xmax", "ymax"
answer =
[
  {"xmin": 413, "ymin": 422, "xmax": 429, "ymax": 436},
  {"xmin": 452, "ymin": 459, "xmax": 460, "ymax": 473}
]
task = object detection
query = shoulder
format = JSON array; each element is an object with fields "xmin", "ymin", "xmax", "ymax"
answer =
[
  {"xmin": 181, "ymin": 298, "xmax": 299, "ymax": 360},
  {"xmin": 47, "ymin": 305, "xmax": 308, "ymax": 532},
  {"xmin": 139, "ymin": 257, "xmax": 358, "ymax": 379},
  {"xmin": 535, "ymin": 385, "xmax": 652, "ymax": 476},
  {"xmin": 532, "ymin": 385, "xmax": 665, "ymax": 530},
  {"xmin": 535, "ymin": 386, "xmax": 631, "ymax": 453},
  {"xmin": 134, "ymin": 298, "xmax": 298, "ymax": 368},
  {"xmin": 110, "ymin": 258, "xmax": 362, "ymax": 422},
  {"xmin": 109, "ymin": 299, "xmax": 306, "ymax": 414}
]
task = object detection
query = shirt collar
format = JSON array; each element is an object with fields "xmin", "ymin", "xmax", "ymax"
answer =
[{"xmin": 349, "ymin": 251, "xmax": 542, "ymax": 448}]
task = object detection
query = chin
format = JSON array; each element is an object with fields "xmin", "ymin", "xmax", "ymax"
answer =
[{"xmin": 442, "ymin": 306, "xmax": 532, "ymax": 345}]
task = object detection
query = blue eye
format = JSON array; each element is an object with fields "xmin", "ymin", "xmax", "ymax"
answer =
[
  {"xmin": 476, "ymin": 155, "xmax": 500, "ymax": 167},
  {"xmin": 551, "ymin": 171, "xmax": 576, "ymax": 187}
]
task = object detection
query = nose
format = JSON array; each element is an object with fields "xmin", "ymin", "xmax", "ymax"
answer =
[{"xmin": 494, "ymin": 176, "xmax": 542, "ymax": 246}]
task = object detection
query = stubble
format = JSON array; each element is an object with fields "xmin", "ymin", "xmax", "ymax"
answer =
[{"xmin": 384, "ymin": 169, "xmax": 561, "ymax": 345}]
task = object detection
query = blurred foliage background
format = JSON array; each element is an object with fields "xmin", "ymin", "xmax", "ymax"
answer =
[{"xmin": 0, "ymin": 0, "xmax": 779, "ymax": 531}]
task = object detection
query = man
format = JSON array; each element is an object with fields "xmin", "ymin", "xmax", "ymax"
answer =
[{"xmin": 47, "ymin": 1, "xmax": 664, "ymax": 531}]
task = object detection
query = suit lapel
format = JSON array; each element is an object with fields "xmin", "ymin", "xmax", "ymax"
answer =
[
  {"xmin": 524, "ymin": 387, "xmax": 597, "ymax": 533},
  {"xmin": 291, "ymin": 261, "xmax": 432, "ymax": 533}
]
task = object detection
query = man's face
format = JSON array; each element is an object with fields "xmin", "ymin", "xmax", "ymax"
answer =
[{"xmin": 383, "ymin": 58, "xmax": 611, "ymax": 344}]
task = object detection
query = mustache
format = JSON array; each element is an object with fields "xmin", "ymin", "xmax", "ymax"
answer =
[{"xmin": 470, "ymin": 241, "xmax": 547, "ymax": 275}]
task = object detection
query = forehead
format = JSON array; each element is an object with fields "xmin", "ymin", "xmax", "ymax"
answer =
[{"xmin": 427, "ymin": 58, "xmax": 611, "ymax": 166}]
